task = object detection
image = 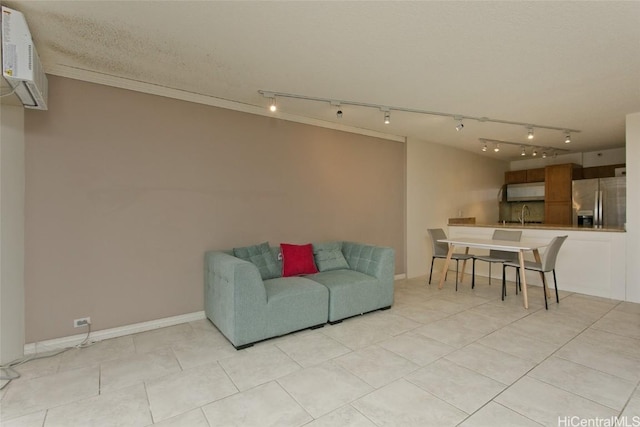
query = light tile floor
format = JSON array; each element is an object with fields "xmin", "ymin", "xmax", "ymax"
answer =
[{"xmin": 2, "ymin": 276, "xmax": 640, "ymax": 427}]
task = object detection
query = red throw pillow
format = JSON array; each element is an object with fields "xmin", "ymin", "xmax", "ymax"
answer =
[{"xmin": 280, "ymin": 243, "xmax": 319, "ymax": 277}]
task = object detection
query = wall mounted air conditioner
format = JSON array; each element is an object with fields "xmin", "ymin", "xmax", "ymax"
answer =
[{"xmin": 1, "ymin": 6, "xmax": 48, "ymax": 110}]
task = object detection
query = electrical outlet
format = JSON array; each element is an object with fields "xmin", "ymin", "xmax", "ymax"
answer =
[{"xmin": 74, "ymin": 317, "xmax": 91, "ymax": 328}]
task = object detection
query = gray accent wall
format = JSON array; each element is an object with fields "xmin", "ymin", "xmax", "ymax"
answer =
[
  {"xmin": 0, "ymin": 105, "xmax": 26, "ymax": 364},
  {"xmin": 23, "ymin": 76, "xmax": 405, "ymax": 342}
]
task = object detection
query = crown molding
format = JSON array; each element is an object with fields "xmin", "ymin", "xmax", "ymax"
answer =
[{"xmin": 45, "ymin": 64, "xmax": 405, "ymax": 143}]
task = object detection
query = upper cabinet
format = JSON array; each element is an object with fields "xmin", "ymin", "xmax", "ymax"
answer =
[
  {"xmin": 505, "ymin": 167, "xmax": 546, "ymax": 184},
  {"xmin": 544, "ymin": 163, "xmax": 582, "ymax": 225},
  {"xmin": 545, "ymin": 164, "xmax": 576, "ymax": 202},
  {"xmin": 505, "ymin": 170, "xmax": 527, "ymax": 184},
  {"xmin": 581, "ymin": 163, "xmax": 626, "ymax": 179},
  {"xmin": 526, "ymin": 168, "xmax": 545, "ymax": 183}
]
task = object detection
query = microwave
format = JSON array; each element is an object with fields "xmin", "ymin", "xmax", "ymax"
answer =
[{"xmin": 506, "ymin": 182, "xmax": 545, "ymax": 202}]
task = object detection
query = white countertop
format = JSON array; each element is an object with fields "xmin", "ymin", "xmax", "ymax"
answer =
[{"xmin": 449, "ymin": 223, "xmax": 625, "ymax": 233}]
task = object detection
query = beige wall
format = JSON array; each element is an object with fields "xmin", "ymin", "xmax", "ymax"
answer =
[
  {"xmin": 406, "ymin": 137, "xmax": 507, "ymax": 278},
  {"xmin": 0, "ymin": 104, "xmax": 25, "ymax": 364},
  {"xmin": 24, "ymin": 76, "xmax": 405, "ymax": 342},
  {"xmin": 626, "ymin": 112, "xmax": 640, "ymax": 302}
]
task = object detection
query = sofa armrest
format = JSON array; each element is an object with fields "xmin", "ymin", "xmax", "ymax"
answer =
[
  {"xmin": 204, "ymin": 251, "xmax": 268, "ymax": 347},
  {"xmin": 341, "ymin": 242, "xmax": 396, "ymax": 284}
]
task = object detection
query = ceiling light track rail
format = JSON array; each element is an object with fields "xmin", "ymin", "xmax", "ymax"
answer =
[
  {"xmin": 258, "ymin": 90, "xmax": 581, "ymax": 135},
  {"xmin": 479, "ymin": 138, "xmax": 571, "ymax": 158}
]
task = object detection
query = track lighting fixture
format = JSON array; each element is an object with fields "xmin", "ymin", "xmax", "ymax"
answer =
[
  {"xmin": 330, "ymin": 101, "xmax": 343, "ymax": 119},
  {"xmin": 257, "ymin": 90, "xmax": 581, "ymax": 141},
  {"xmin": 455, "ymin": 117, "xmax": 464, "ymax": 131},
  {"xmin": 479, "ymin": 138, "xmax": 570, "ymax": 158},
  {"xmin": 382, "ymin": 108, "xmax": 390, "ymax": 125}
]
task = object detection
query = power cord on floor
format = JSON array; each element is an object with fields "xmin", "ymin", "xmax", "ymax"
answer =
[{"xmin": 0, "ymin": 323, "xmax": 95, "ymax": 391}]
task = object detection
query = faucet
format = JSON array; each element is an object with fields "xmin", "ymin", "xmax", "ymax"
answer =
[{"xmin": 518, "ymin": 204, "xmax": 530, "ymax": 225}]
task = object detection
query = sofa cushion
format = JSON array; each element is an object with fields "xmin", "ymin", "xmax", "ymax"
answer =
[
  {"xmin": 281, "ymin": 243, "xmax": 318, "ymax": 277},
  {"xmin": 233, "ymin": 242, "xmax": 281, "ymax": 280},
  {"xmin": 313, "ymin": 241, "xmax": 350, "ymax": 272},
  {"xmin": 263, "ymin": 276, "xmax": 329, "ymax": 336},
  {"xmin": 309, "ymin": 269, "xmax": 383, "ymax": 322}
]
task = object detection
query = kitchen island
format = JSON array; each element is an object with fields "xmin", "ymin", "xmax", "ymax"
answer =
[{"xmin": 447, "ymin": 224, "xmax": 626, "ymax": 301}]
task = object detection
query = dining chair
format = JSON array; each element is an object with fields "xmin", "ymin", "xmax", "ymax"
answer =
[
  {"xmin": 502, "ymin": 235, "xmax": 568, "ymax": 309},
  {"xmin": 427, "ymin": 228, "xmax": 474, "ymax": 291},
  {"xmin": 471, "ymin": 229, "xmax": 522, "ymax": 288}
]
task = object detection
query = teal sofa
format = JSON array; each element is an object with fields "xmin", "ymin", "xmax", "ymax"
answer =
[{"xmin": 204, "ymin": 242, "xmax": 395, "ymax": 349}]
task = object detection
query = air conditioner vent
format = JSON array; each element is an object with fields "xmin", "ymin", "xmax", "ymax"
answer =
[{"xmin": 2, "ymin": 6, "xmax": 48, "ymax": 110}]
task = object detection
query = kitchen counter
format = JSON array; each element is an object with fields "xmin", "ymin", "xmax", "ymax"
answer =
[
  {"xmin": 447, "ymin": 225, "xmax": 626, "ymax": 300},
  {"xmin": 453, "ymin": 222, "xmax": 625, "ymax": 233}
]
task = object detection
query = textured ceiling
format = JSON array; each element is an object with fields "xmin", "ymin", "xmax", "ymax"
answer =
[{"xmin": 4, "ymin": 1, "xmax": 640, "ymax": 159}]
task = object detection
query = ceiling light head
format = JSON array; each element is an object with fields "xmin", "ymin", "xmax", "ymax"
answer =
[
  {"xmin": 527, "ymin": 127, "xmax": 534, "ymax": 140},
  {"xmin": 260, "ymin": 92, "xmax": 277, "ymax": 112},
  {"xmin": 542, "ymin": 151, "xmax": 547, "ymax": 159},
  {"xmin": 381, "ymin": 108, "xmax": 390, "ymax": 125},
  {"xmin": 521, "ymin": 146, "xmax": 526, "ymax": 156},
  {"xmin": 564, "ymin": 131, "xmax": 571, "ymax": 144},
  {"xmin": 482, "ymin": 143, "xmax": 488, "ymax": 152},
  {"xmin": 454, "ymin": 116, "xmax": 464, "ymax": 131},
  {"xmin": 493, "ymin": 143, "xmax": 500, "ymax": 152},
  {"xmin": 331, "ymin": 101, "xmax": 343, "ymax": 119},
  {"xmin": 532, "ymin": 149, "xmax": 538, "ymax": 157}
]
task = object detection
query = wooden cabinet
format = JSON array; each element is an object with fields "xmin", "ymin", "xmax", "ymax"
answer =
[
  {"xmin": 505, "ymin": 170, "xmax": 527, "ymax": 184},
  {"xmin": 545, "ymin": 201, "xmax": 573, "ymax": 225},
  {"xmin": 544, "ymin": 163, "xmax": 581, "ymax": 225},
  {"xmin": 545, "ymin": 164, "xmax": 574, "ymax": 202},
  {"xmin": 505, "ymin": 167, "xmax": 546, "ymax": 184},
  {"xmin": 581, "ymin": 163, "xmax": 625, "ymax": 179},
  {"xmin": 526, "ymin": 168, "xmax": 545, "ymax": 183}
]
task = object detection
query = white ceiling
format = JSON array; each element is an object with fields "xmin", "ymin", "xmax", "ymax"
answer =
[{"xmin": 4, "ymin": 1, "xmax": 640, "ymax": 160}]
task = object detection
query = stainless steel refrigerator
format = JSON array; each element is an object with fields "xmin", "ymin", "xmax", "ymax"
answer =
[{"xmin": 572, "ymin": 177, "xmax": 626, "ymax": 228}]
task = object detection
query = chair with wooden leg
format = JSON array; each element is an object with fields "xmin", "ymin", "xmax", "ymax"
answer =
[
  {"xmin": 427, "ymin": 228, "xmax": 474, "ymax": 291},
  {"xmin": 502, "ymin": 235, "xmax": 568, "ymax": 309}
]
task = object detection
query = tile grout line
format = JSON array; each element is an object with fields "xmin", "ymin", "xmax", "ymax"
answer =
[
  {"xmin": 476, "ymin": 299, "xmax": 624, "ymax": 423},
  {"xmin": 617, "ymin": 381, "xmax": 640, "ymax": 418},
  {"xmin": 404, "ymin": 279, "xmax": 625, "ymax": 425}
]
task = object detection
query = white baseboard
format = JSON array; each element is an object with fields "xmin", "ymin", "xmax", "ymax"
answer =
[
  {"xmin": 24, "ymin": 311, "xmax": 206, "ymax": 355},
  {"xmin": 24, "ymin": 275, "xmax": 407, "ymax": 354}
]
